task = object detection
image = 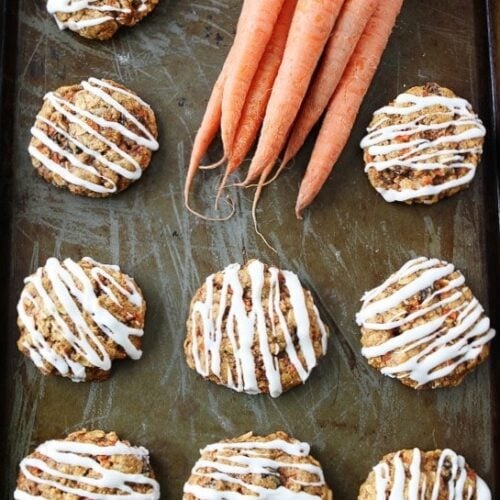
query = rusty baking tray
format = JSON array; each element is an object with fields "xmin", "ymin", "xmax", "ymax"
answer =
[{"xmin": 1, "ymin": 0, "xmax": 499, "ymax": 497}]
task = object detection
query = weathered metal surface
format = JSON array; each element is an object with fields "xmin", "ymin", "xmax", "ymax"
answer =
[{"xmin": 1, "ymin": 0, "xmax": 498, "ymax": 498}]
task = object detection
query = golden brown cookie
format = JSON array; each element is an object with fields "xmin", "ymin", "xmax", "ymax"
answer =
[
  {"xmin": 184, "ymin": 260, "xmax": 329, "ymax": 397},
  {"xmin": 17, "ymin": 257, "xmax": 146, "ymax": 382},
  {"xmin": 356, "ymin": 257, "xmax": 495, "ymax": 389},
  {"xmin": 15, "ymin": 429, "xmax": 160, "ymax": 499},
  {"xmin": 47, "ymin": 0, "xmax": 159, "ymax": 40},
  {"xmin": 361, "ymin": 83, "xmax": 485, "ymax": 204},
  {"xmin": 29, "ymin": 78, "xmax": 159, "ymax": 197},
  {"xmin": 358, "ymin": 448, "xmax": 491, "ymax": 499},
  {"xmin": 183, "ymin": 431, "xmax": 333, "ymax": 499}
]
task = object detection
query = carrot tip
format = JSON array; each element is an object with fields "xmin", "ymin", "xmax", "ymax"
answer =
[{"xmin": 295, "ymin": 198, "xmax": 304, "ymax": 220}]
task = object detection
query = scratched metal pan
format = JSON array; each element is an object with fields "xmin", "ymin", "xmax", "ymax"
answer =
[{"xmin": 0, "ymin": 0, "xmax": 499, "ymax": 497}]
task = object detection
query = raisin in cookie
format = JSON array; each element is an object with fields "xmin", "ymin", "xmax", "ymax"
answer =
[
  {"xmin": 356, "ymin": 257, "xmax": 495, "ymax": 389},
  {"xmin": 184, "ymin": 259, "xmax": 329, "ymax": 397},
  {"xmin": 358, "ymin": 448, "xmax": 491, "ymax": 499},
  {"xmin": 17, "ymin": 257, "xmax": 146, "ymax": 382},
  {"xmin": 15, "ymin": 429, "xmax": 160, "ymax": 499},
  {"xmin": 183, "ymin": 431, "xmax": 333, "ymax": 499},
  {"xmin": 47, "ymin": 0, "xmax": 159, "ymax": 40},
  {"xmin": 29, "ymin": 78, "xmax": 159, "ymax": 197},
  {"xmin": 361, "ymin": 83, "xmax": 485, "ymax": 204}
]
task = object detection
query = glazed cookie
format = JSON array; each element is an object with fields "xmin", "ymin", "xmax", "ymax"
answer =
[
  {"xmin": 356, "ymin": 257, "xmax": 495, "ymax": 389},
  {"xmin": 184, "ymin": 259, "xmax": 329, "ymax": 397},
  {"xmin": 358, "ymin": 448, "xmax": 491, "ymax": 499},
  {"xmin": 47, "ymin": 0, "xmax": 159, "ymax": 40},
  {"xmin": 361, "ymin": 82, "xmax": 485, "ymax": 204},
  {"xmin": 14, "ymin": 429, "xmax": 160, "ymax": 499},
  {"xmin": 183, "ymin": 431, "xmax": 333, "ymax": 499},
  {"xmin": 17, "ymin": 257, "xmax": 146, "ymax": 382},
  {"xmin": 29, "ymin": 78, "xmax": 159, "ymax": 197}
]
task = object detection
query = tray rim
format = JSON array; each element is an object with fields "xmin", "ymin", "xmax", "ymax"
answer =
[
  {"xmin": 0, "ymin": 0, "xmax": 18, "ymax": 481},
  {"xmin": 0, "ymin": 0, "xmax": 499, "ymax": 495},
  {"xmin": 484, "ymin": 0, "xmax": 500, "ymax": 491}
]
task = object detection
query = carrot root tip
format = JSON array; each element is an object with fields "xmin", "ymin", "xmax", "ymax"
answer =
[
  {"xmin": 294, "ymin": 200, "xmax": 304, "ymax": 220},
  {"xmin": 184, "ymin": 194, "xmax": 236, "ymax": 222},
  {"xmin": 199, "ymin": 155, "xmax": 227, "ymax": 170},
  {"xmin": 214, "ymin": 168, "xmax": 232, "ymax": 210}
]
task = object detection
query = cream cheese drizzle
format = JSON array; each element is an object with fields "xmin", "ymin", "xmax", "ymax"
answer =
[
  {"xmin": 372, "ymin": 449, "xmax": 491, "ymax": 499},
  {"xmin": 356, "ymin": 257, "xmax": 495, "ymax": 386},
  {"xmin": 360, "ymin": 92, "xmax": 486, "ymax": 202},
  {"xmin": 29, "ymin": 77, "xmax": 158, "ymax": 194},
  {"xmin": 190, "ymin": 261, "xmax": 328, "ymax": 397},
  {"xmin": 17, "ymin": 257, "xmax": 144, "ymax": 381},
  {"xmin": 14, "ymin": 438, "xmax": 160, "ymax": 499},
  {"xmin": 184, "ymin": 438, "xmax": 328, "ymax": 499}
]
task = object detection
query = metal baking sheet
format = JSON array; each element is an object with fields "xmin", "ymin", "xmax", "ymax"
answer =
[{"xmin": 1, "ymin": 0, "xmax": 499, "ymax": 497}]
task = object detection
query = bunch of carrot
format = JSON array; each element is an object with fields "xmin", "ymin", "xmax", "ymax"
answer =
[{"xmin": 185, "ymin": 0, "xmax": 403, "ymax": 225}]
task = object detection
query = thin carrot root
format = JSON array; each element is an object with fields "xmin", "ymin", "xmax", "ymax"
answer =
[
  {"xmin": 251, "ymin": 178, "xmax": 277, "ymax": 253},
  {"xmin": 262, "ymin": 155, "xmax": 293, "ymax": 186},
  {"xmin": 214, "ymin": 167, "xmax": 232, "ymax": 210},
  {"xmin": 243, "ymin": 159, "xmax": 290, "ymax": 189},
  {"xmin": 199, "ymin": 155, "xmax": 227, "ymax": 170},
  {"xmin": 184, "ymin": 192, "xmax": 236, "ymax": 222}
]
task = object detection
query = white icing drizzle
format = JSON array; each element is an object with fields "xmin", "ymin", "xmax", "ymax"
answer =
[
  {"xmin": 17, "ymin": 257, "xmax": 144, "ymax": 381},
  {"xmin": 356, "ymin": 257, "xmax": 495, "ymax": 387},
  {"xmin": 29, "ymin": 77, "xmax": 158, "ymax": 194},
  {"xmin": 189, "ymin": 260, "xmax": 328, "ymax": 398},
  {"xmin": 183, "ymin": 437, "xmax": 328, "ymax": 499},
  {"xmin": 14, "ymin": 437, "xmax": 160, "ymax": 499},
  {"xmin": 372, "ymin": 448, "xmax": 491, "ymax": 499},
  {"xmin": 46, "ymin": 0, "xmax": 149, "ymax": 31},
  {"xmin": 360, "ymin": 92, "xmax": 486, "ymax": 202}
]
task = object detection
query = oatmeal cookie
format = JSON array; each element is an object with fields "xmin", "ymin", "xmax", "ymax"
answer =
[
  {"xmin": 17, "ymin": 257, "xmax": 146, "ymax": 382},
  {"xmin": 47, "ymin": 0, "xmax": 159, "ymax": 40},
  {"xmin": 358, "ymin": 448, "xmax": 491, "ymax": 499},
  {"xmin": 15, "ymin": 429, "xmax": 160, "ymax": 499},
  {"xmin": 184, "ymin": 259, "xmax": 329, "ymax": 397},
  {"xmin": 29, "ymin": 78, "xmax": 159, "ymax": 197},
  {"xmin": 356, "ymin": 257, "xmax": 495, "ymax": 389},
  {"xmin": 361, "ymin": 83, "xmax": 485, "ymax": 204},
  {"xmin": 183, "ymin": 431, "xmax": 333, "ymax": 499}
]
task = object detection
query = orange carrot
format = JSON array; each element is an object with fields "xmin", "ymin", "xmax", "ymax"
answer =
[
  {"xmin": 281, "ymin": 0, "xmax": 378, "ymax": 169},
  {"xmin": 221, "ymin": 0, "xmax": 286, "ymax": 159},
  {"xmin": 214, "ymin": 0, "xmax": 298, "ymax": 205},
  {"xmin": 183, "ymin": 5, "xmax": 248, "ymax": 208},
  {"xmin": 226, "ymin": 0, "xmax": 298, "ymax": 176},
  {"xmin": 295, "ymin": 0, "xmax": 404, "ymax": 218},
  {"xmin": 243, "ymin": 0, "xmax": 344, "ymax": 186},
  {"xmin": 183, "ymin": 50, "xmax": 232, "ymax": 208}
]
